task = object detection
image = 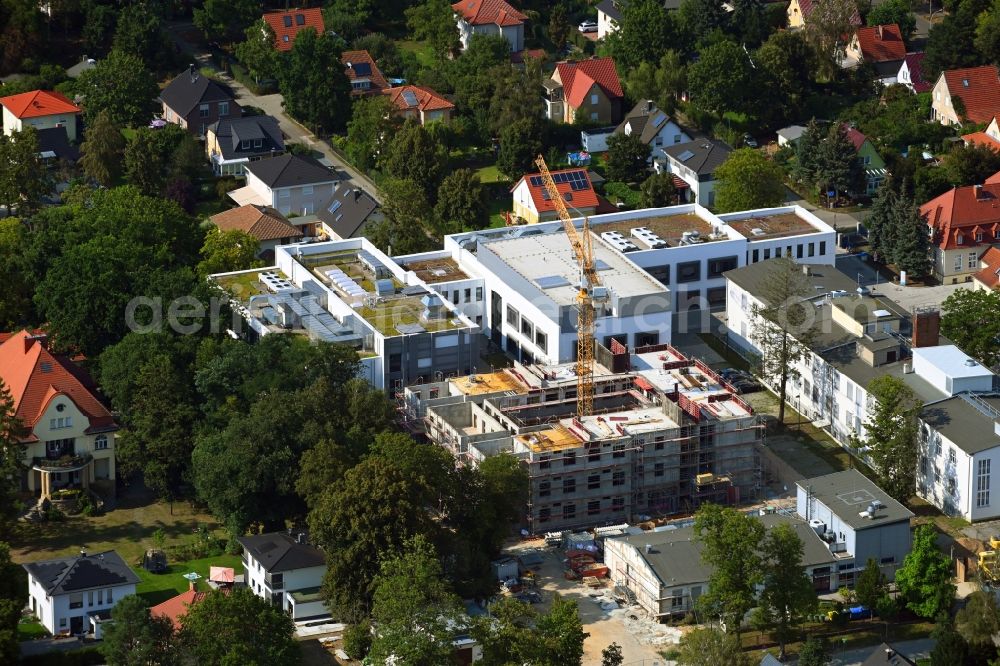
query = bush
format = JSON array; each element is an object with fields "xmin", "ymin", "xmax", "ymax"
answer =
[
  {"xmin": 20, "ymin": 646, "xmax": 105, "ymax": 666},
  {"xmin": 604, "ymin": 181, "xmax": 642, "ymax": 209},
  {"xmin": 343, "ymin": 621, "xmax": 373, "ymax": 660},
  {"xmin": 215, "ymin": 176, "xmax": 239, "ymax": 201}
]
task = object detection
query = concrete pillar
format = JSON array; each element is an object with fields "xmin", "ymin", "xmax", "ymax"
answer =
[{"xmin": 41, "ymin": 472, "xmax": 49, "ymax": 500}]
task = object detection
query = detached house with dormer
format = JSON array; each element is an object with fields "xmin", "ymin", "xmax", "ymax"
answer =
[
  {"xmin": 452, "ymin": 0, "xmax": 527, "ymax": 54},
  {"xmin": 0, "ymin": 331, "xmax": 117, "ymax": 503},
  {"xmin": 544, "ymin": 57, "xmax": 624, "ymax": 125},
  {"xmin": 843, "ymin": 125, "xmax": 887, "ymax": 195},
  {"xmin": 263, "ymin": 8, "xmax": 324, "ymax": 51},
  {"xmin": 342, "ymin": 50, "xmax": 389, "ymax": 96},
  {"xmin": 160, "ymin": 66, "xmax": 241, "ymax": 137},
  {"xmin": 844, "ymin": 24, "xmax": 906, "ymax": 86},
  {"xmin": 921, "ymin": 180, "xmax": 1000, "ymax": 282},
  {"xmin": 931, "ymin": 65, "xmax": 1000, "ymax": 126},
  {"xmin": 206, "ymin": 115, "xmax": 285, "ymax": 176}
]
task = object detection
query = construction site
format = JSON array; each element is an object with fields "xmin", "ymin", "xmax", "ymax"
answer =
[{"xmin": 404, "ymin": 342, "xmax": 765, "ymax": 533}]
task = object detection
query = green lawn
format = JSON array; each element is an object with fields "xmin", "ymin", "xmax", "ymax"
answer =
[
  {"xmin": 475, "ymin": 164, "xmax": 502, "ymax": 184},
  {"xmin": 11, "ymin": 492, "xmax": 228, "ymax": 565},
  {"xmin": 397, "ymin": 40, "xmax": 436, "ymax": 69},
  {"xmin": 136, "ymin": 554, "xmax": 243, "ymax": 606},
  {"xmin": 17, "ymin": 618, "xmax": 48, "ymax": 641}
]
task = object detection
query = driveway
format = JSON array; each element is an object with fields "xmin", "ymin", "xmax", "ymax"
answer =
[
  {"xmin": 836, "ymin": 254, "xmax": 968, "ymax": 311},
  {"xmin": 165, "ymin": 22, "xmax": 382, "ymax": 203}
]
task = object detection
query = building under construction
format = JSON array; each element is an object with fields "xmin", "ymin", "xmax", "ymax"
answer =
[{"xmin": 404, "ymin": 342, "xmax": 764, "ymax": 533}]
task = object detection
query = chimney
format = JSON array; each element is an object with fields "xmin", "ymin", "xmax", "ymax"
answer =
[
  {"xmin": 295, "ymin": 532, "xmax": 305, "ymax": 544},
  {"xmin": 79, "ymin": 548, "xmax": 87, "ymax": 558},
  {"xmin": 912, "ymin": 308, "xmax": 941, "ymax": 348},
  {"xmin": 189, "ymin": 64, "xmax": 197, "ymax": 82},
  {"xmin": 877, "ymin": 25, "xmax": 883, "ymax": 40},
  {"xmin": 646, "ymin": 100, "xmax": 653, "ymax": 112},
  {"xmin": 188, "ymin": 581, "xmax": 196, "ymax": 592},
  {"xmin": 802, "ymin": 264, "xmax": 812, "ymax": 276}
]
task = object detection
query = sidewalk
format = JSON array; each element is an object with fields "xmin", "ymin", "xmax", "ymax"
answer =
[{"xmin": 165, "ymin": 21, "xmax": 382, "ymax": 204}]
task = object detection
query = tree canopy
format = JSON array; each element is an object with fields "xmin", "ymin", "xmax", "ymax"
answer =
[
  {"xmin": 714, "ymin": 149, "xmax": 786, "ymax": 213},
  {"xmin": 941, "ymin": 289, "xmax": 1000, "ymax": 368},
  {"xmin": 896, "ymin": 524, "xmax": 956, "ymax": 619},
  {"xmin": 101, "ymin": 595, "xmax": 178, "ymax": 666},
  {"xmin": 694, "ymin": 504, "xmax": 764, "ymax": 634},
  {"xmin": 280, "ymin": 29, "xmax": 353, "ymax": 133},
  {"xmin": 77, "ymin": 50, "xmax": 159, "ymax": 127},
  {"xmin": 852, "ymin": 375, "xmax": 920, "ymax": 502}
]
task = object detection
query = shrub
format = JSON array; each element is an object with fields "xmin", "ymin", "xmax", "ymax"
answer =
[
  {"xmin": 20, "ymin": 646, "xmax": 105, "ymax": 666},
  {"xmin": 604, "ymin": 181, "xmax": 642, "ymax": 209},
  {"xmin": 343, "ymin": 621, "xmax": 373, "ymax": 660}
]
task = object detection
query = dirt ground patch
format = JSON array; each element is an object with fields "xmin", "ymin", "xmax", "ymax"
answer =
[{"xmin": 504, "ymin": 540, "xmax": 676, "ymax": 665}]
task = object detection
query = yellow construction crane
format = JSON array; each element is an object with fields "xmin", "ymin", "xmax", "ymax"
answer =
[{"xmin": 533, "ymin": 155, "xmax": 605, "ymax": 417}]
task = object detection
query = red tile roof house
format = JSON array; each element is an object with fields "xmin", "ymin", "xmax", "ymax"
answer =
[
  {"xmin": 151, "ymin": 583, "xmax": 209, "ymax": 632},
  {"xmin": 0, "ymin": 330, "xmax": 118, "ymax": 504},
  {"xmin": 544, "ymin": 57, "xmax": 624, "ymax": 125},
  {"xmin": 510, "ymin": 168, "xmax": 599, "ymax": 223},
  {"xmin": 843, "ymin": 24, "xmax": 906, "ymax": 84},
  {"xmin": 897, "ymin": 52, "xmax": 931, "ymax": 93},
  {"xmin": 263, "ymin": 8, "xmax": 324, "ymax": 51},
  {"xmin": 382, "ymin": 85, "xmax": 455, "ymax": 125},
  {"xmin": 962, "ymin": 115, "xmax": 1000, "ymax": 152},
  {"xmin": 341, "ymin": 50, "xmax": 389, "ymax": 96},
  {"xmin": 159, "ymin": 66, "xmax": 241, "ymax": 137},
  {"xmin": 452, "ymin": 0, "xmax": 527, "ymax": 55},
  {"xmin": 209, "ymin": 204, "xmax": 305, "ymax": 260},
  {"xmin": 921, "ymin": 182, "xmax": 1000, "ymax": 283},
  {"xmin": 931, "ymin": 65, "xmax": 1000, "ymax": 126},
  {"xmin": 0, "ymin": 90, "xmax": 81, "ymax": 142},
  {"xmin": 972, "ymin": 245, "xmax": 1000, "ymax": 291}
]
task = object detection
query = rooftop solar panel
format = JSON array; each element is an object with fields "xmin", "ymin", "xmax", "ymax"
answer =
[
  {"xmin": 352, "ymin": 62, "xmax": 372, "ymax": 76},
  {"xmin": 401, "ymin": 90, "xmax": 419, "ymax": 107},
  {"xmin": 651, "ymin": 112, "xmax": 667, "ymax": 127},
  {"xmin": 529, "ymin": 176, "xmax": 543, "ymax": 187},
  {"xmin": 678, "ymin": 150, "xmax": 695, "ymax": 162}
]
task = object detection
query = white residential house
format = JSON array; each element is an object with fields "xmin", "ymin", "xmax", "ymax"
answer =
[
  {"xmin": 23, "ymin": 550, "xmax": 140, "ymax": 637},
  {"xmin": 919, "ymin": 393, "xmax": 1000, "ymax": 521},
  {"xmin": 657, "ymin": 139, "xmax": 732, "ymax": 207},
  {"xmin": 227, "ymin": 154, "xmax": 338, "ymax": 217},
  {"xmin": 238, "ymin": 531, "xmax": 329, "ymax": 620},
  {"xmin": 723, "ymin": 260, "xmax": 995, "ymax": 472},
  {"xmin": 0, "ymin": 89, "xmax": 81, "ymax": 141},
  {"xmin": 0, "ymin": 330, "xmax": 118, "ymax": 502},
  {"xmin": 451, "ymin": 0, "xmax": 527, "ymax": 52}
]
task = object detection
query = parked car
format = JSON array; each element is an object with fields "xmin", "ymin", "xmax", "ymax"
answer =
[
  {"xmin": 732, "ymin": 379, "xmax": 763, "ymax": 394},
  {"xmin": 578, "ymin": 20, "xmax": 598, "ymax": 33},
  {"xmin": 743, "ymin": 133, "xmax": 758, "ymax": 148},
  {"xmin": 718, "ymin": 368, "xmax": 745, "ymax": 380}
]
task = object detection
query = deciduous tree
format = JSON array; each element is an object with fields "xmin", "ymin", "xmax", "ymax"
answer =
[
  {"xmin": 179, "ymin": 587, "xmax": 299, "ymax": 664},
  {"xmin": 675, "ymin": 627, "xmax": 753, "ymax": 666},
  {"xmin": 383, "ymin": 120, "xmax": 449, "ymax": 201},
  {"xmin": 976, "ymin": 0, "xmax": 1000, "ymax": 67},
  {"xmin": 639, "ymin": 172, "xmax": 678, "ymax": 207},
  {"xmin": 605, "ymin": 0, "xmax": 678, "ymax": 71},
  {"xmin": 0, "ymin": 541, "xmax": 26, "ymax": 664},
  {"xmin": 714, "ymin": 148, "xmax": 786, "ymax": 212},
  {"xmin": 944, "ymin": 143, "xmax": 1000, "ymax": 187},
  {"xmin": 694, "ymin": 504, "xmax": 764, "ymax": 635},
  {"xmin": 345, "ymin": 96, "xmax": 400, "ymax": 172},
  {"xmin": 111, "ymin": 1, "xmax": 164, "ymax": 69},
  {"xmin": 548, "ymin": 4, "xmax": 570, "ymax": 51},
  {"xmin": 0, "ymin": 126, "xmax": 48, "ymax": 214},
  {"xmin": 896, "ymin": 525, "xmax": 956, "ymax": 619},
  {"xmin": 941, "ymin": 289, "xmax": 1000, "ymax": 368},
  {"xmin": 80, "ymin": 109, "xmax": 126, "ymax": 187},
  {"xmin": 688, "ymin": 40, "xmax": 761, "ymax": 117},
  {"xmin": 197, "ymin": 228, "xmax": 262, "ymax": 276},
  {"xmin": 797, "ymin": 635, "xmax": 831, "ymax": 666},
  {"xmin": 101, "ymin": 595, "xmax": 177, "ymax": 666},
  {"xmin": 368, "ymin": 536, "xmax": 462, "ymax": 664},
  {"xmin": 753, "ymin": 523, "xmax": 817, "ymax": 659},
  {"xmin": 77, "ymin": 50, "xmax": 159, "ymax": 127},
  {"xmin": 854, "ymin": 558, "xmax": 888, "ymax": 616},
  {"xmin": 406, "ymin": 0, "xmax": 461, "ymax": 61},
  {"xmin": 235, "ymin": 20, "xmax": 279, "ymax": 83},
  {"xmin": 280, "ymin": 29, "xmax": 353, "ymax": 133},
  {"xmin": 194, "ymin": 0, "xmax": 260, "ymax": 44},
  {"xmin": 867, "ymin": 0, "xmax": 917, "ymax": 42},
  {"xmin": 0, "ymin": 380, "xmax": 26, "ymax": 538},
  {"xmin": 955, "ymin": 590, "xmax": 1000, "ymax": 658},
  {"xmin": 434, "ymin": 168, "xmax": 488, "ymax": 234},
  {"xmin": 749, "ymin": 257, "xmax": 819, "ymax": 423},
  {"xmin": 605, "ymin": 132, "xmax": 650, "ymax": 184},
  {"xmin": 678, "ymin": 0, "xmax": 730, "ymax": 47},
  {"xmin": 497, "ymin": 117, "xmax": 544, "ymax": 180},
  {"xmin": 851, "ymin": 375, "xmax": 920, "ymax": 502},
  {"xmin": 803, "ymin": 0, "xmax": 861, "ymax": 78}
]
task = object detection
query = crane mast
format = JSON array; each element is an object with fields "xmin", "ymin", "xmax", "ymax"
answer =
[{"xmin": 533, "ymin": 155, "xmax": 602, "ymax": 417}]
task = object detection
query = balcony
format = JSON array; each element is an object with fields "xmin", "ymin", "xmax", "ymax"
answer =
[{"xmin": 32, "ymin": 453, "xmax": 93, "ymax": 472}]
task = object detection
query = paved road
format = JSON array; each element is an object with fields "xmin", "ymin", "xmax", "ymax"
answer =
[{"xmin": 166, "ymin": 22, "xmax": 382, "ymax": 203}]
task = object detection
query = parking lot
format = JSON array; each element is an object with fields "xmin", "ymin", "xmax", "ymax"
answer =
[{"xmin": 504, "ymin": 540, "xmax": 678, "ymax": 666}]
